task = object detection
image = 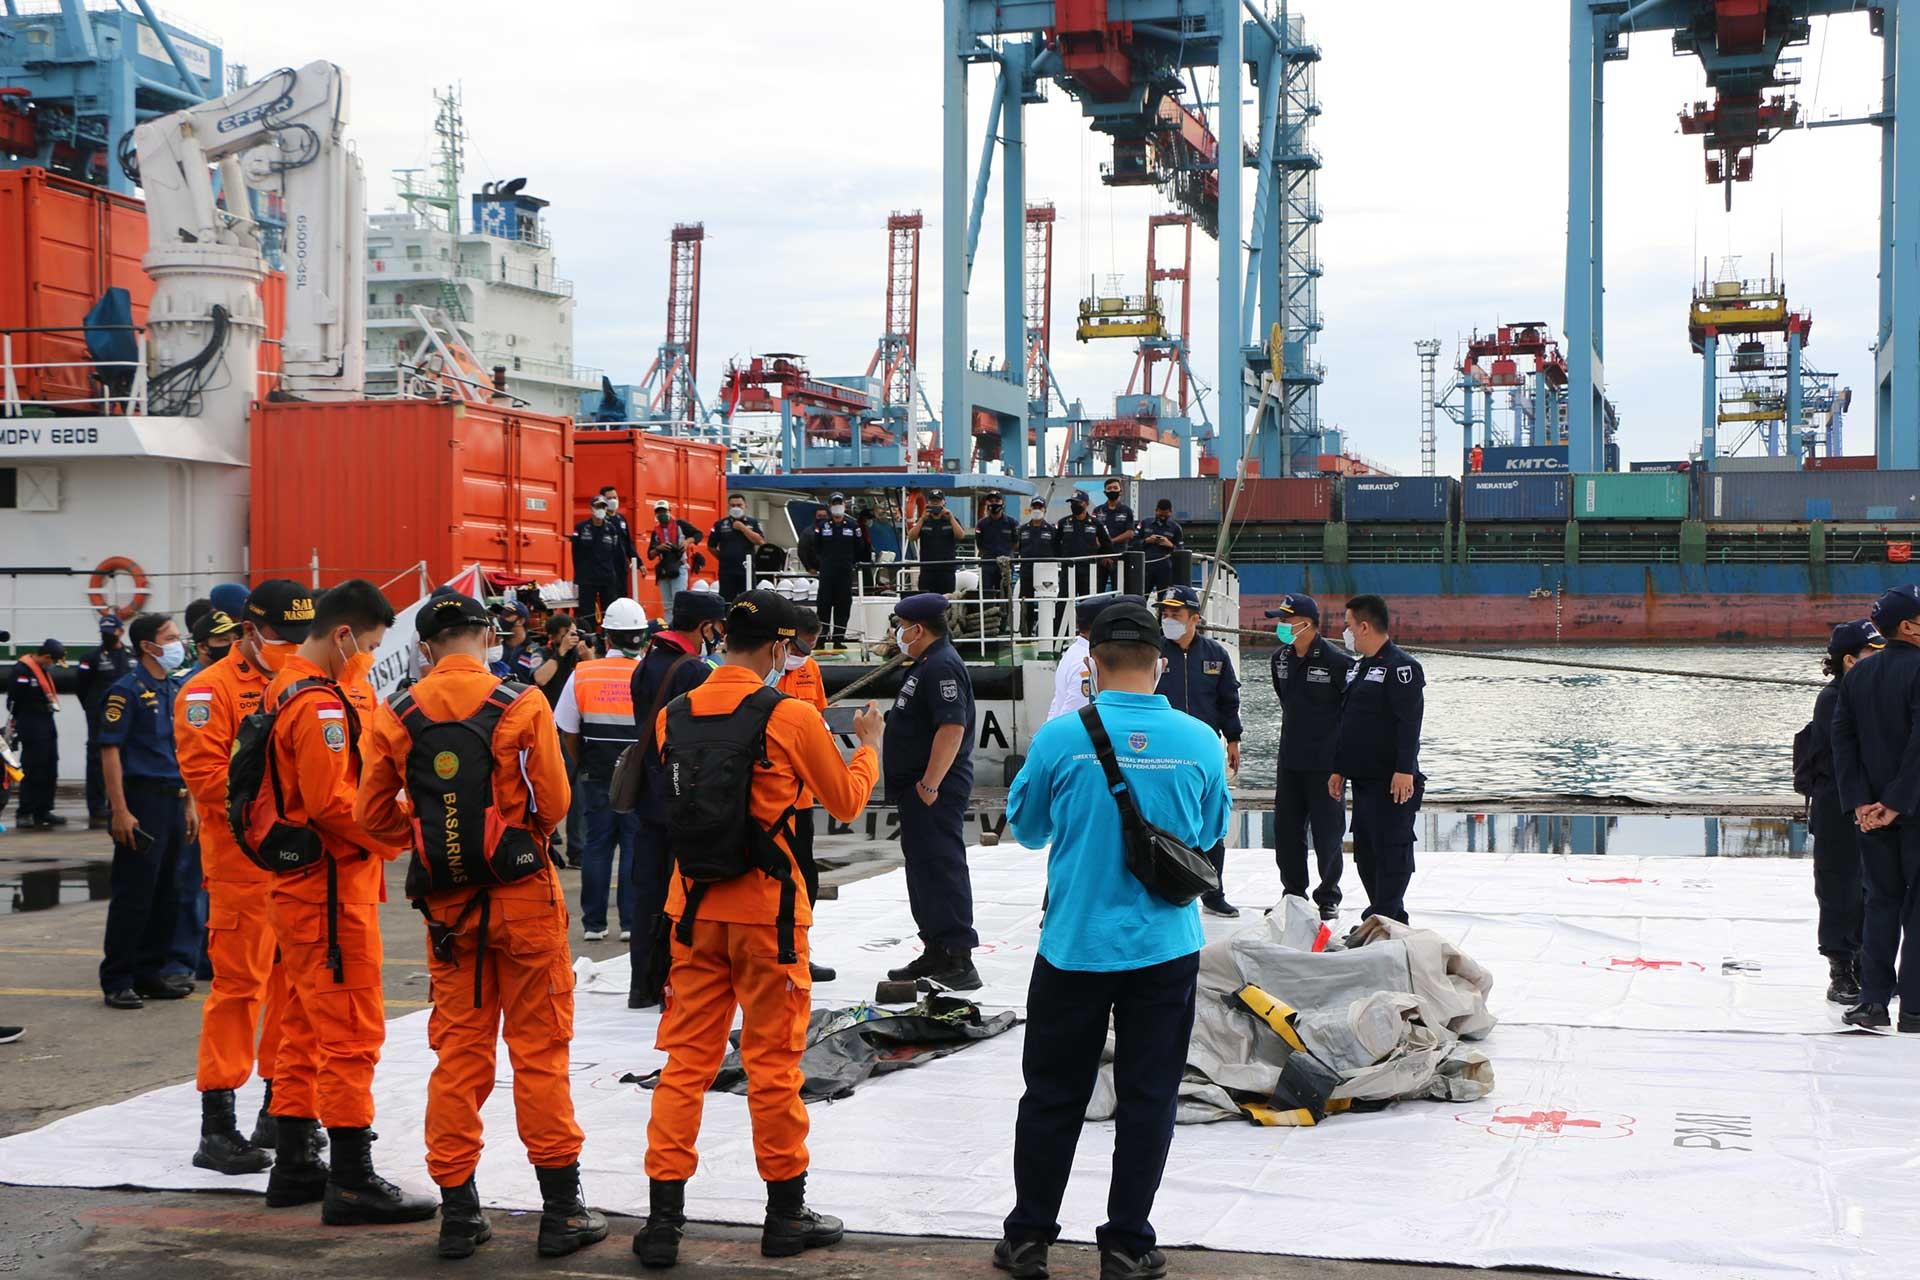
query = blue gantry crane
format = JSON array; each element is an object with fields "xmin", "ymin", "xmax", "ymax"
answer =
[
  {"xmin": 1565, "ymin": 1, "xmax": 1914, "ymax": 472},
  {"xmin": 941, "ymin": 0, "xmax": 1327, "ymax": 480}
]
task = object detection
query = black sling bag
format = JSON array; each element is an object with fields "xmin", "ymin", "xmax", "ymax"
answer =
[{"xmin": 1077, "ymin": 705, "xmax": 1220, "ymax": 907}]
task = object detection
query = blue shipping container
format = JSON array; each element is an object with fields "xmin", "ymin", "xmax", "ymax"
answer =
[
  {"xmin": 1343, "ymin": 476, "xmax": 1456, "ymax": 523},
  {"xmin": 1464, "ymin": 474, "xmax": 1571, "ymax": 521},
  {"xmin": 1707, "ymin": 470, "xmax": 1920, "ymax": 522}
]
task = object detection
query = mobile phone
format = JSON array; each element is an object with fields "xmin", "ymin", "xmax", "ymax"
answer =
[
  {"xmin": 130, "ymin": 825, "xmax": 155, "ymax": 851},
  {"xmin": 822, "ymin": 704, "xmax": 863, "ymax": 735}
]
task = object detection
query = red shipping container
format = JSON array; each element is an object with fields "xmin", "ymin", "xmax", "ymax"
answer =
[
  {"xmin": 573, "ymin": 429, "xmax": 727, "ymax": 619},
  {"xmin": 0, "ymin": 168, "xmax": 285, "ymax": 409},
  {"xmin": 1805, "ymin": 455, "xmax": 1877, "ymax": 471},
  {"xmin": 1220, "ymin": 477, "xmax": 1333, "ymax": 522},
  {"xmin": 250, "ymin": 399, "xmax": 573, "ymax": 593}
]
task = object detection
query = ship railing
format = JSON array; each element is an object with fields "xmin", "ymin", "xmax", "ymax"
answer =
[{"xmin": 0, "ymin": 328, "xmax": 148, "ymax": 418}]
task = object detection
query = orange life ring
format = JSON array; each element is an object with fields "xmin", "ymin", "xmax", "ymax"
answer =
[{"xmin": 88, "ymin": 557, "xmax": 150, "ymax": 620}]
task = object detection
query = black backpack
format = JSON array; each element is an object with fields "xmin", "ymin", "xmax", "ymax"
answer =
[
  {"xmin": 228, "ymin": 677, "xmax": 347, "ymax": 875},
  {"xmin": 390, "ymin": 680, "xmax": 549, "ymax": 899},
  {"xmin": 661, "ymin": 684, "xmax": 800, "ymax": 962}
]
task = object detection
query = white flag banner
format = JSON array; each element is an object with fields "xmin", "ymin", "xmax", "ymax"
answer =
[{"xmin": 366, "ymin": 564, "xmax": 486, "ymax": 703}]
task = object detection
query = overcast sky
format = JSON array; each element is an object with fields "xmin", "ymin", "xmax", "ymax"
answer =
[{"xmin": 187, "ymin": 0, "xmax": 1888, "ymax": 477}]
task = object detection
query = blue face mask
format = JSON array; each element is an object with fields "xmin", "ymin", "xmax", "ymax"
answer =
[
  {"xmin": 1274, "ymin": 623, "xmax": 1296, "ymax": 644},
  {"xmin": 155, "ymin": 640, "xmax": 187, "ymax": 670}
]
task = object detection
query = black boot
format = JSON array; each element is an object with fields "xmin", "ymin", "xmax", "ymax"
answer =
[
  {"xmin": 263, "ymin": 1117, "xmax": 329, "ymax": 1208},
  {"xmin": 535, "ymin": 1162, "xmax": 608, "ymax": 1257},
  {"xmin": 249, "ymin": 1080, "xmax": 278, "ymax": 1149},
  {"xmin": 926, "ymin": 949, "xmax": 983, "ymax": 992},
  {"xmin": 1827, "ymin": 955, "xmax": 1862, "ymax": 1005},
  {"xmin": 320, "ymin": 1127, "xmax": 439, "ymax": 1225},
  {"xmin": 632, "ymin": 1178, "xmax": 686, "ymax": 1269},
  {"xmin": 437, "ymin": 1177, "xmax": 491, "ymax": 1259},
  {"xmin": 760, "ymin": 1173, "xmax": 843, "ymax": 1258},
  {"xmin": 193, "ymin": 1089, "xmax": 274, "ymax": 1175}
]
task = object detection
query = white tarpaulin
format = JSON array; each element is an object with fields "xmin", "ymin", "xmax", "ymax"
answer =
[
  {"xmin": 2, "ymin": 848, "xmax": 1915, "ymax": 1280},
  {"xmin": 364, "ymin": 564, "xmax": 485, "ymax": 702}
]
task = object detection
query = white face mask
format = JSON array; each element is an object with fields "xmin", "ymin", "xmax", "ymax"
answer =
[
  {"xmin": 486, "ymin": 643, "xmax": 504, "ymax": 663},
  {"xmin": 830, "ymin": 504, "xmax": 846, "ymax": 517},
  {"xmin": 783, "ymin": 651, "xmax": 809, "ymax": 672},
  {"xmin": 763, "ymin": 645, "xmax": 788, "ymax": 687},
  {"xmin": 1160, "ymin": 617, "xmax": 1187, "ymax": 642},
  {"xmin": 895, "ymin": 625, "xmax": 918, "ymax": 651},
  {"xmin": 1343, "ymin": 627, "xmax": 1357, "ymax": 650},
  {"xmin": 729, "ymin": 505, "xmax": 745, "ymax": 518},
  {"xmin": 605, "ymin": 497, "xmax": 619, "ymax": 513},
  {"xmin": 154, "ymin": 640, "xmax": 187, "ymax": 670}
]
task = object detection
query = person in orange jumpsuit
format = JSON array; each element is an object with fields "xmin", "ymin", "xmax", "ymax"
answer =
[
  {"xmin": 249, "ymin": 578, "xmax": 436, "ymax": 1226},
  {"xmin": 177, "ymin": 601, "xmax": 287, "ymax": 1176},
  {"xmin": 356, "ymin": 587, "xmax": 608, "ymax": 1261},
  {"xmin": 773, "ymin": 607, "xmax": 835, "ymax": 985},
  {"xmin": 634, "ymin": 589, "xmax": 883, "ymax": 1268}
]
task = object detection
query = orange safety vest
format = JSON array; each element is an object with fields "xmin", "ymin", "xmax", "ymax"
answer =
[{"xmin": 572, "ymin": 655, "xmax": 639, "ymax": 746}]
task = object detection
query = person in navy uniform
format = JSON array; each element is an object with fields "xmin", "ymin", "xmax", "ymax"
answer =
[
  {"xmin": 1138, "ymin": 499, "xmax": 1184, "ymax": 595},
  {"xmin": 909, "ymin": 489, "xmax": 966, "ymax": 595},
  {"xmin": 1015, "ymin": 497, "xmax": 1059, "ymax": 637},
  {"xmin": 1832, "ymin": 585, "xmax": 1920, "ymax": 1031},
  {"xmin": 571, "ymin": 495, "xmax": 637, "ymax": 629},
  {"xmin": 1054, "ymin": 491, "xmax": 1112, "ymax": 632},
  {"xmin": 78, "ymin": 614, "xmax": 134, "ymax": 829},
  {"xmin": 812, "ymin": 493, "xmax": 870, "ymax": 646},
  {"xmin": 97, "ymin": 613, "xmax": 196, "ymax": 1010},
  {"xmin": 1153, "ymin": 585, "xmax": 1242, "ymax": 917},
  {"xmin": 973, "ymin": 491, "xmax": 1019, "ymax": 619},
  {"xmin": 1803, "ymin": 619, "xmax": 1883, "ymax": 1006},
  {"xmin": 1093, "ymin": 479, "xmax": 1138, "ymax": 594},
  {"xmin": 708, "ymin": 496, "xmax": 766, "ymax": 601},
  {"xmin": 7, "ymin": 638, "xmax": 67, "ymax": 830},
  {"xmin": 1328, "ymin": 594, "xmax": 1426, "ymax": 927},
  {"xmin": 882, "ymin": 594, "xmax": 980, "ymax": 991},
  {"xmin": 1267, "ymin": 594, "xmax": 1352, "ymax": 921}
]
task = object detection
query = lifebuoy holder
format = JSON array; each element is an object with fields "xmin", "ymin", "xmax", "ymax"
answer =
[{"xmin": 88, "ymin": 557, "xmax": 150, "ymax": 620}]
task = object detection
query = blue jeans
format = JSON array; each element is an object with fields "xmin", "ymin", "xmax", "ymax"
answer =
[
  {"xmin": 657, "ymin": 567, "xmax": 689, "ymax": 618},
  {"xmin": 578, "ymin": 771, "xmax": 638, "ymax": 932}
]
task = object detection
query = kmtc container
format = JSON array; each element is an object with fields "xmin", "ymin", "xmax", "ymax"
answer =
[
  {"xmin": 250, "ymin": 399, "xmax": 573, "ymax": 589},
  {"xmin": 1463, "ymin": 474, "xmax": 1570, "ymax": 521},
  {"xmin": 1571, "ymin": 472, "xmax": 1691, "ymax": 520},
  {"xmin": 574, "ymin": 427, "xmax": 727, "ymax": 617},
  {"xmin": 1707, "ymin": 470, "xmax": 1920, "ymax": 522},
  {"xmin": 1342, "ymin": 476, "xmax": 1457, "ymax": 523},
  {"xmin": 1221, "ymin": 477, "xmax": 1333, "ymax": 522}
]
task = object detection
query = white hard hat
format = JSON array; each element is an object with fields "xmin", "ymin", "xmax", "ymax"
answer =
[{"xmin": 601, "ymin": 597, "xmax": 648, "ymax": 631}]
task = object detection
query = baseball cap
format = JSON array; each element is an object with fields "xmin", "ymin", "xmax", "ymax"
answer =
[
  {"xmin": 928, "ymin": 489, "xmax": 946, "ymax": 500},
  {"xmin": 192, "ymin": 609, "xmax": 239, "ymax": 646},
  {"xmin": 1075, "ymin": 593, "xmax": 1120, "ymax": 632},
  {"xmin": 208, "ymin": 582, "xmax": 251, "ymax": 620},
  {"xmin": 246, "ymin": 578, "xmax": 317, "ymax": 642},
  {"xmin": 1829, "ymin": 618, "xmax": 1887, "ymax": 657},
  {"xmin": 1155, "ymin": 585, "xmax": 1202, "ymax": 611},
  {"xmin": 670, "ymin": 590, "xmax": 728, "ymax": 631},
  {"xmin": 653, "ymin": 499, "xmax": 671, "ymax": 511},
  {"xmin": 1264, "ymin": 593, "xmax": 1320, "ymax": 624},
  {"xmin": 39, "ymin": 638, "xmax": 66, "ymax": 659},
  {"xmin": 1070, "ymin": 489, "xmax": 1089, "ymax": 503},
  {"xmin": 1871, "ymin": 585, "xmax": 1920, "ymax": 634},
  {"xmin": 1029, "ymin": 497, "xmax": 1047, "ymax": 510},
  {"xmin": 1089, "ymin": 601, "xmax": 1159, "ymax": 647},
  {"xmin": 98, "ymin": 614, "xmax": 124, "ymax": 635},
  {"xmin": 416, "ymin": 589, "xmax": 493, "ymax": 640},
  {"xmin": 725, "ymin": 589, "xmax": 799, "ymax": 643}
]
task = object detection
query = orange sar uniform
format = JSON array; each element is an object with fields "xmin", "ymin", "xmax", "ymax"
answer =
[
  {"xmin": 262, "ymin": 653, "xmax": 403, "ymax": 1130},
  {"xmin": 355, "ymin": 654, "xmax": 584, "ymax": 1187},
  {"xmin": 646, "ymin": 666, "xmax": 879, "ymax": 1183},
  {"xmin": 176, "ymin": 646, "xmax": 288, "ymax": 1092},
  {"xmin": 775, "ymin": 656, "xmax": 831, "ymax": 902}
]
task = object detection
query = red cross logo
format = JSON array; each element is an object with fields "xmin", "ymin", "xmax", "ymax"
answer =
[
  {"xmin": 1493, "ymin": 1110, "xmax": 1601, "ymax": 1134},
  {"xmin": 1458, "ymin": 1105, "xmax": 1636, "ymax": 1139},
  {"xmin": 1581, "ymin": 956, "xmax": 1707, "ymax": 972}
]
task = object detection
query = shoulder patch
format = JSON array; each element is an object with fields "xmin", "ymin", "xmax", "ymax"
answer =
[
  {"xmin": 103, "ymin": 694, "xmax": 125, "ymax": 723},
  {"xmin": 1365, "ymin": 667, "xmax": 1387, "ymax": 683},
  {"xmin": 185, "ymin": 703, "xmax": 211, "ymax": 727},
  {"xmin": 939, "ymin": 678, "xmax": 959, "ymax": 702},
  {"xmin": 1397, "ymin": 666, "xmax": 1414, "ymax": 684},
  {"xmin": 322, "ymin": 721, "xmax": 348, "ymax": 752}
]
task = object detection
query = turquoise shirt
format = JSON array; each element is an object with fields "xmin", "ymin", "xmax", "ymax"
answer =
[{"xmin": 1008, "ymin": 689, "xmax": 1230, "ymax": 972}]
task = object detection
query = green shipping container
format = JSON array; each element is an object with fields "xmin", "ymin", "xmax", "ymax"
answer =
[{"xmin": 1571, "ymin": 472, "xmax": 1691, "ymax": 520}]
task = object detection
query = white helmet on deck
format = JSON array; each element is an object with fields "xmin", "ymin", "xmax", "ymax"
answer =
[{"xmin": 601, "ymin": 597, "xmax": 648, "ymax": 631}]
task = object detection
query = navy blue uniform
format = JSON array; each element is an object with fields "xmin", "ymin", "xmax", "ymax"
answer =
[
  {"xmin": 1833, "ymin": 642, "xmax": 1920, "ymax": 1010},
  {"xmin": 1138, "ymin": 515, "xmax": 1183, "ymax": 593},
  {"xmin": 1054, "ymin": 514, "xmax": 1111, "ymax": 630},
  {"xmin": 627, "ymin": 635, "xmax": 716, "ymax": 999},
  {"xmin": 7, "ymin": 658, "xmax": 61, "ymax": 823},
  {"xmin": 975, "ymin": 512, "xmax": 1019, "ymax": 605},
  {"xmin": 1015, "ymin": 519, "xmax": 1059, "ymax": 635},
  {"xmin": 1807, "ymin": 678, "xmax": 1864, "ymax": 962},
  {"xmin": 1331, "ymin": 641, "xmax": 1426, "ymax": 924},
  {"xmin": 571, "ymin": 516, "xmax": 635, "ymax": 625},
  {"xmin": 1158, "ymin": 633, "xmax": 1241, "ymax": 901},
  {"xmin": 812, "ymin": 515, "xmax": 869, "ymax": 644},
  {"xmin": 78, "ymin": 642, "xmax": 133, "ymax": 820},
  {"xmin": 708, "ymin": 513, "xmax": 763, "ymax": 599},
  {"xmin": 96, "ymin": 666, "xmax": 191, "ymax": 995},
  {"xmin": 884, "ymin": 636, "xmax": 977, "ymax": 953},
  {"xmin": 1093, "ymin": 499, "xmax": 1138, "ymax": 593},
  {"xmin": 1272, "ymin": 636, "xmax": 1354, "ymax": 911},
  {"xmin": 915, "ymin": 509, "xmax": 963, "ymax": 595}
]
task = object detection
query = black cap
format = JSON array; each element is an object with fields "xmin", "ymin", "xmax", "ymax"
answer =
[
  {"xmin": 670, "ymin": 590, "xmax": 728, "ymax": 630},
  {"xmin": 726, "ymin": 589, "xmax": 799, "ymax": 643},
  {"xmin": 415, "ymin": 589, "xmax": 492, "ymax": 640},
  {"xmin": 39, "ymin": 638, "xmax": 66, "ymax": 659},
  {"xmin": 1089, "ymin": 601, "xmax": 1159, "ymax": 647},
  {"xmin": 1070, "ymin": 489, "xmax": 1089, "ymax": 503},
  {"xmin": 1029, "ymin": 496, "xmax": 1047, "ymax": 510},
  {"xmin": 192, "ymin": 610, "xmax": 239, "ymax": 646},
  {"xmin": 985, "ymin": 490, "xmax": 1002, "ymax": 501},
  {"xmin": 1830, "ymin": 618, "xmax": 1887, "ymax": 657},
  {"xmin": 246, "ymin": 579, "xmax": 316, "ymax": 642},
  {"xmin": 1872, "ymin": 585, "xmax": 1920, "ymax": 634},
  {"xmin": 928, "ymin": 489, "xmax": 946, "ymax": 500},
  {"xmin": 1155, "ymin": 497, "xmax": 1172, "ymax": 510}
]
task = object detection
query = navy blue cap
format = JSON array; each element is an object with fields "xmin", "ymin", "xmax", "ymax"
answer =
[
  {"xmin": 40, "ymin": 638, "xmax": 65, "ymax": 658},
  {"xmin": 829, "ymin": 491, "xmax": 846, "ymax": 501},
  {"xmin": 1830, "ymin": 618, "xmax": 1887, "ymax": 657},
  {"xmin": 490, "ymin": 597, "xmax": 531, "ymax": 624},
  {"xmin": 1089, "ymin": 601, "xmax": 1159, "ymax": 648},
  {"xmin": 1074, "ymin": 593, "xmax": 1121, "ymax": 631},
  {"xmin": 1871, "ymin": 585, "xmax": 1920, "ymax": 634},
  {"xmin": 97, "ymin": 613, "xmax": 123, "ymax": 635},
  {"xmin": 208, "ymin": 582, "xmax": 251, "ymax": 621},
  {"xmin": 1070, "ymin": 489, "xmax": 1089, "ymax": 502},
  {"xmin": 1263, "ymin": 593, "xmax": 1320, "ymax": 624},
  {"xmin": 1154, "ymin": 585, "xmax": 1201, "ymax": 610},
  {"xmin": 894, "ymin": 593, "xmax": 949, "ymax": 623},
  {"xmin": 928, "ymin": 489, "xmax": 946, "ymax": 500},
  {"xmin": 1028, "ymin": 496, "xmax": 1047, "ymax": 509},
  {"xmin": 670, "ymin": 589, "xmax": 727, "ymax": 630}
]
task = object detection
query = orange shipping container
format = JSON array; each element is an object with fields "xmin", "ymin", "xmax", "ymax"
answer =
[
  {"xmin": 250, "ymin": 399, "xmax": 573, "ymax": 593},
  {"xmin": 573, "ymin": 428, "xmax": 727, "ymax": 619}
]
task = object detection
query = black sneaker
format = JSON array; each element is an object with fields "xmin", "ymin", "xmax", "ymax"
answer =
[
  {"xmin": 1899, "ymin": 1013, "xmax": 1920, "ymax": 1034},
  {"xmin": 104, "ymin": 989, "xmax": 144, "ymax": 1011},
  {"xmin": 1826, "ymin": 956, "xmax": 1862, "ymax": 1005},
  {"xmin": 809, "ymin": 961, "xmax": 837, "ymax": 984},
  {"xmin": 1844, "ymin": 1002, "xmax": 1892, "ymax": 1030},
  {"xmin": 37, "ymin": 813, "xmax": 69, "ymax": 828},
  {"xmin": 993, "ymin": 1236, "xmax": 1051, "ymax": 1279},
  {"xmin": 0, "ymin": 1026, "xmax": 23, "ymax": 1044},
  {"xmin": 887, "ymin": 950, "xmax": 949, "ymax": 983},
  {"xmin": 1201, "ymin": 893, "xmax": 1240, "ymax": 919},
  {"xmin": 923, "ymin": 959, "xmax": 983, "ymax": 992},
  {"xmin": 1100, "ymin": 1247, "xmax": 1168, "ymax": 1280},
  {"xmin": 1318, "ymin": 904, "xmax": 1340, "ymax": 922}
]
